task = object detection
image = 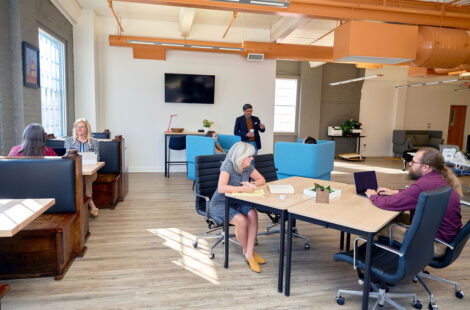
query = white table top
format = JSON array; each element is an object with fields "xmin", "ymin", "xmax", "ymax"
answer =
[
  {"xmin": 0, "ymin": 199, "xmax": 55, "ymax": 237},
  {"xmin": 82, "ymin": 161, "xmax": 105, "ymax": 175}
]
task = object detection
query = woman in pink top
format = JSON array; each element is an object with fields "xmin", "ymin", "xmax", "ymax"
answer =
[{"xmin": 8, "ymin": 123, "xmax": 57, "ymax": 156}]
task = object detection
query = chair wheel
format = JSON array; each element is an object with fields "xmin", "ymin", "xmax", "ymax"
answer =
[
  {"xmin": 304, "ymin": 243, "xmax": 310, "ymax": 250},
  {"xmin": 412, "ymin": 276, "xmax": 418, "ymax": 283},
  {"xmin": 412, "ymin": 300, "xmax": 422, "ymax": 309},
  {"xmin": 193, "ymin": 242, "xmax": 198, "ymax": 248},
  {"xmin": 428, "ymin": 302, "xmax": 438, "ymax": 310},
  {"xmin": 455, "ymin": 290, "xmax": 464, "ymax": 299},
  {"xmin": 336, "ymin": 296, "xmax": 345, "ymax": 305},
  {"xmin": 209, "ymin": 253, "xmax": 215, "ymax": 259}
]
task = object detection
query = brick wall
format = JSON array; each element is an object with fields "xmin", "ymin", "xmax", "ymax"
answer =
[{"xmin": 0, "ymin": 0, "xmax": 74, "ymax": 155}]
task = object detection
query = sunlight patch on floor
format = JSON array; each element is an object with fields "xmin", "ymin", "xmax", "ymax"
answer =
[
  {"xmin": 147, "ymin": 228, "xmax": 220, "ymax": 284},
  {"xmin": 334, "ymin": 162, "xmax": 408, "ymax": 175},
  {"xmin": 331, "ymin": 171, "xmax": 350, "ymax": 175}
]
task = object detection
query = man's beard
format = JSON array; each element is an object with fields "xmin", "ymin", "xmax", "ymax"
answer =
[{"xmin": 408, "ymin": 168, "xmax": 422, "ymax": 180}]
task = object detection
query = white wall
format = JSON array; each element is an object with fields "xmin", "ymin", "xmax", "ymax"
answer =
[
  {"xmin": 93, "ymin": 18, "xmax": 275, "ymax": 172},
  {"xmin": 404, "ymin": 85, "xmax": 470, "ymax": 149},
  {"xmin": 359, "ymin": 67, "xmax": 409, "ymax": 156},
  {"xmin": 360, "ymin": 66, "xmax": 470, "ymax": 156},
  {"xmin": 73, "ymin": 8, "xmax": 97, "ymax": 131}
]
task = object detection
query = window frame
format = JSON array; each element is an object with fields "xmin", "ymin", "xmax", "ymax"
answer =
[
  {"xmin": 273, "ymin": 75, "xmax": 301, "ymax": 135},
  {"xmin": 38, "ymin": 26, "xmax": 67, "ymax": 137}
]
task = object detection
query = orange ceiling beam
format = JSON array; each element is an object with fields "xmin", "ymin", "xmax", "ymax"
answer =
[
  {"xmin": 109, "ymin": 35, "xmax": 334, "ymax": 62},
  {"xmin": 116, "ymin": 0, "xmax": 470, "ymax": 29}
]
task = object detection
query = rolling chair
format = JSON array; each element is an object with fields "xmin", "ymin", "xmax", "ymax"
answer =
[
  {"xmin": 167, "ymin": 135, "xmax": 187, "ymax": 176},
  {"xmin": 416, "ymin": 219, "xmax": 470, "ymax": 303},
  {"xmin": 192, "ymin": 154, "xmax": 239, "ymax": 259},
  {"xmin": 334, "ymin": 186, "xmax": 452, "ymax": 310},
  {"xmin": 253, "ymin": 154, "xmax": 310, "ymax": 249}
]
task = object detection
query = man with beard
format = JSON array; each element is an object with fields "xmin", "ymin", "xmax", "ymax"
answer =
[{"xmin": 365, "ymin": 148, "xmax": 462, "ymax": 257}]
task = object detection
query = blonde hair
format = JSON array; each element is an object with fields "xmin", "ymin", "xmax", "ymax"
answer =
[
  {"xmin": 72, "ymin": 118, "xmax": 93, "ymax": 143},
  {"xmin": 419, "ymin": 148, "xmax": 463, "ymax": 197},
  {"xmin": 226, "ymin": 142, "xmax": 255, "ymax": 174}
]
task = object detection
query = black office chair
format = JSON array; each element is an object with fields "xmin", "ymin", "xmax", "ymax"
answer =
[
  {"xmin": 334, "ymin": 186, "xmax": 452, "ymax": 310},
  {"xmin": 416, "ymin": 219, "xmax": 470, "ymax": 302},
  {"xmin": 92, "ymin": 130, "xmax": 111, "ymax": 139},
  {"xmin": 192, "ymin": 154, "xmax": 238, "ymax": 259},
  {"xmin": 168, "ymin": 136, "xmax": 187, "ymax": 176},
  {"xmin": 253, "ymin": 154, "xmax": 310, "ymax": 250}
]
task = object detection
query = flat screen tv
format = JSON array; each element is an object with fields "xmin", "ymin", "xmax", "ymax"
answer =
[{"xmin": 165, "ymin": 73, "xmax": 215, "ymax": 104}]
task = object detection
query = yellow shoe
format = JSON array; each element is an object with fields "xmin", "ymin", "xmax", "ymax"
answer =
[
  {"xmin": 245, "ymin": 257, "xmax": 261, "ymax": 273},
  {"xmin": 253, "ymin": 251, "xmax": 266, "ymax": 264}
]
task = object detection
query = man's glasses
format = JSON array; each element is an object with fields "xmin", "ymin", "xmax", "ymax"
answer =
[{"xmin": 410, "ymin": 159, "xmax": 425, "ymax": 166}]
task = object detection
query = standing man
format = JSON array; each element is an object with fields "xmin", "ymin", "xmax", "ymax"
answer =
[{"xmin": 234, "ymin": 103, "xmax": 265, "ymax": 151}]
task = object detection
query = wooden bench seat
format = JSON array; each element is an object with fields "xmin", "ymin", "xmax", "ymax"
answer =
[
  {"xmin": 0, "ymin": 155, "xmax": 88, "ymax": 280},
  {"xmin": 93, "ymin": 173, "xmax": 120, "ymax": 208},
  {"xmin": 0, "ymin": 213, "xmax": 76, "ymax": 280}
]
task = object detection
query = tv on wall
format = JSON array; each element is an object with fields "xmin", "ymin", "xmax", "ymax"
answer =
[{"xmin": 165, "ymin": 73, "xmax": 215, "ymax": 104}]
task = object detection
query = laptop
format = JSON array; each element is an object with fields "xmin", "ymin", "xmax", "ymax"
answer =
[{"xmin": 353, "ymin": 171, "xmax": 378, "ymax": 197}]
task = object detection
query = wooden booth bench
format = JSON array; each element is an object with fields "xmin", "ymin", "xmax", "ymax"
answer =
[
  {"xmin": 46, "ymin": 135, "xmax": 128, "ymax": 209},
  {"xmin": 0, "ymin": 154, "xmax": 89, "ymax": 280},
  {"xmin": 93, "ymin": 135, "xmax": 128, "ymax": 208}
]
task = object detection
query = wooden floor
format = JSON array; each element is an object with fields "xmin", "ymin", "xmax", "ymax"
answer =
[{"xmin": 2, "ymin": 157, "xmax": 469, "ymax": 309}]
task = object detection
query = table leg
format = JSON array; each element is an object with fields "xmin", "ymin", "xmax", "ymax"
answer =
[
  {"xmin": 278, "ymin": 210, "xmax": 286, "ymax": 293},
  {"xmin": 164, "ymin": 135, "xmax": 168, "ymax": 178},
  {"xmin": 224, "ymin": 197, "xmax": 229, "ymax": 269},
  {"xmin": 346, "ymin": 232, "xmax": 351, "ymax": 251},
  {"xmin": 340, "ymin": 231, "xmax": 344, "ymax": 250},
  {"xmin": 284, "ymin": 213, "xmax": 293, "ymax": 297},
  {"xmin": 362, "ymin": 233, "xmax": 373, "ymax": 310}
]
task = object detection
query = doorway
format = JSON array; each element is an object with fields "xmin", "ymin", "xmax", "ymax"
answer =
[{"xmin": 447, "ymin": 105, "xmax": 467, "ymax": 150}]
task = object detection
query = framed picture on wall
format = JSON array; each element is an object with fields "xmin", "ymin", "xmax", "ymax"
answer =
[{"xmin": 22, "ymin": 41, "xmax": 40, "ymax": 88}]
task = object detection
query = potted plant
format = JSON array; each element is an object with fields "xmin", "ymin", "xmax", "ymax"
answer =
[
  {"xmin": 202, "ymin": 119, "xmax": 214, "ymax": 133},
  {"xmin": 340, "ymin": 119, "xmax": 356, "ymax": 136}
]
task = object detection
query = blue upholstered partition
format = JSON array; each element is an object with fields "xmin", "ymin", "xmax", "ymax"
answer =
[
  {"xmin": 274, "ymin": 140, "xmax": 335, "ymax": 180},
  {"xmin": 186, "ymin": 136, "xmax": 215, "ymax": 180},
  {"xmin": 217, "ymin": 134, "xmax": 241, "ymax": 152}
]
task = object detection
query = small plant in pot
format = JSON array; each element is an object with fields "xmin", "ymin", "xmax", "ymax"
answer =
[
  {"xmin": 202, "ymin": 119, "xmax": 214, "ymax": 133},
  {"xmin": 340, "ymin": 119, "xmax": 357, "ymax": 136}
]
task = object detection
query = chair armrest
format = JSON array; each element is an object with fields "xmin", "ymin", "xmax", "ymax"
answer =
[
  {"xmin": 195, "ymin": 193, "xmax": 211, "ymax": 220},
  {"xmin": 353, "ymin": 237, "xmax": 404, "ymax": 270},
  {"xmin": 434, "ymin": 238, "xmax": 454, "ymax": 250},
  {"xmin": 389, "ymin": 222, "xmax": 409, "ymax": 246}
]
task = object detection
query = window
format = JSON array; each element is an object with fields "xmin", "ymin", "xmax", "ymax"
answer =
[
  {"xmin": 273, "ymin": 78, "xmax": 298, "ymax": 133},
  {"xmin": 39, "ymin": 28, "xmax": 66, "ymax": 137}
]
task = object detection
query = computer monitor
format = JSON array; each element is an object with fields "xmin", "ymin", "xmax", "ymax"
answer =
[{"xmin": 353, "ymin": 171, "xmax": 378, "ymax": 197}]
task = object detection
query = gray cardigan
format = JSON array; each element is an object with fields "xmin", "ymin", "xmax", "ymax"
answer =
[{"xmin": 64, "ymin": 137, "xmax": 100, "ymax": 160}]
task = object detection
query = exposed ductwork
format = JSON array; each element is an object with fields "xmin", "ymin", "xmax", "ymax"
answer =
[{"xmin": 410, "ymin": 26, "xmax": 470, "ymax": 69}]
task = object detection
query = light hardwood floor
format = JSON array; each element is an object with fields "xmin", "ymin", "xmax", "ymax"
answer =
[{"xmin": 2, "ymin": 158, "xmax": 469, "ymax": 309}]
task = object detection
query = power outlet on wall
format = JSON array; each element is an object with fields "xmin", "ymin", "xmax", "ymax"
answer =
[{"xmin": 427, "ymin": 122, "xmax": 431, "ymax": 129}]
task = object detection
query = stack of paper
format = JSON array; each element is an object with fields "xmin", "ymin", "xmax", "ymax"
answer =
[{"xmin": 268, "ymin": 184, "xmax": 295, "ymax": 194}]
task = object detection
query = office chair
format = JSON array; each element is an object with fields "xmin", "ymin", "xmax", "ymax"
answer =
[
  {"xmin": 416, "ymin": 219, "xmax": 470, "ymax": 303},
  {"xmin": 253, "ymin": 154, "xmax": 310, "ymax": 250},
  {"xmin": 168, "ymin": 136, "xmax": 187, "ymax": 176},
  {"xmin": 192, "ymin": 154, "xmax": 239, "ymax": 259},
  {"xmin": 334, "ymin": 186, "xmax": 452, "ymax": 310}
]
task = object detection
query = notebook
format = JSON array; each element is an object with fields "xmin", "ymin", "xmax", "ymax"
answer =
[
  {"xmin": 268, "ymin": 184, "xmax": 295, "ymax": 194},
  {"xmin": 353, "ymin": 171, "xmax": 378, "ymax": 197},
  {"xmin": 231, "ymin": 189, "xmax": 265, "ymax": 197}
]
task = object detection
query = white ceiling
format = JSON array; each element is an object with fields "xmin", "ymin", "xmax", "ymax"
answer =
[{"xmin": 76, "ymin": 0, "xmax": 337, "ymax": 46}]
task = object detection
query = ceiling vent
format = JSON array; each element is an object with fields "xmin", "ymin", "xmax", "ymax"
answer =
[{"xmin": 247, "ymin": 53, "xmax": 264, "ymax": 62}]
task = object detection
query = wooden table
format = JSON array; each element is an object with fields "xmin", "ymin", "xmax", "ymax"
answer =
[
  {"xmin": 164, "ymin": 131, "xmax": 204, "ymax": 178},
  {"xmin": 0, "ymin": 199, "xmax": 56, "ymax": 237},
  {"xmin": 224, "ymin": 177, "xmax": 318, "ymax": 293},
  {"xmin": 0, "ymin": 198, "xmax": 55, "ymax": 307},
  {"xmin": 82, "ymin": 161, "xmax": 105, "ymax": 176},
  {"xmin": 283, "ymin": 181, "xmax": 399, "ymax": 310}
]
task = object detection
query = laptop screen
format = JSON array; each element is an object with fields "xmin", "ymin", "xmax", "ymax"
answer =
[{"xmin": 353, "ymin": 171, "xmax": 378, "ymax": 196}]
